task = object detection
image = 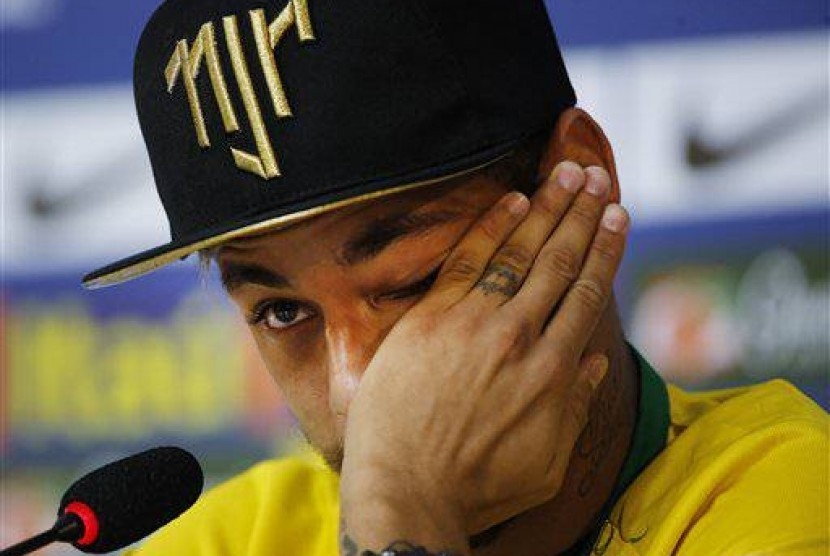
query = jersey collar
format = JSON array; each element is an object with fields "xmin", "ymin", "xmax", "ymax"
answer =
[{"xmin": 566, "ymin": 344, "xmax": 670, "ymax": 556}]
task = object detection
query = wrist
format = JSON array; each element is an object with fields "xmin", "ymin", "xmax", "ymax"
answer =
[{"xmin": 340, "ymin": 469, "xmax": 469, "ymax": 556}]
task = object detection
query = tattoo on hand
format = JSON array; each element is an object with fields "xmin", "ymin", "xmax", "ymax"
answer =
[
  {"xmin": 475, "ymin": 264, "xmax": 522, "ymax": 297},
  {"xmin": 342, "ymin": 532, "xmax": 359, "ymax": 556},
  {"xmin": 341, "ymin": 534, "xmax": 464, "ymax": 556}
]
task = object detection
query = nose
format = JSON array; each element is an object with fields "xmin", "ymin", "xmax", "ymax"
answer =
[{"xmin": 325, "ymin": 312, "xmax": 387, "ymax": 419}]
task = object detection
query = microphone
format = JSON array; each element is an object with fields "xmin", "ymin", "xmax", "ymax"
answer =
[{"xmin": 1, "ymin": 446, "xmax": 204, "ymax": 556}]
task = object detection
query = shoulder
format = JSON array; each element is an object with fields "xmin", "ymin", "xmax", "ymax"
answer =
[
  {"xmin": 126, "ymin": 455, "xmax": 339, "ymax": 556},
  {"xmin": 606, "ymin": 380, "xmax": 828, "ymax": 556},
  {"xmin": 667, "ymin": 378, "xmax": 827, "ymax": 440}
]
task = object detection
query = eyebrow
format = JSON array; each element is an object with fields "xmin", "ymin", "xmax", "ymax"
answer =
[
  {"xmin": 340, "ymin": 210, "xmax": 461, "ymax": 265},
  {"xmin": 219, "ymin": 262, "xmax": 290, "ymax": 293},
  {"xmin": 218, "ymin": 209, "xmax": 461, "ymax": 293}
]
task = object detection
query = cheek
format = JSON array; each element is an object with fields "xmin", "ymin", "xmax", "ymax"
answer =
[{"xmin": 250, "ymin": 328, "xmax": 331, "ymax": 419}]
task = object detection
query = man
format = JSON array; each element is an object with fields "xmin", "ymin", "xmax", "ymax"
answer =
[{"xmin": 84, "ymin": 0, "xmax": 828, "ymax": 554}]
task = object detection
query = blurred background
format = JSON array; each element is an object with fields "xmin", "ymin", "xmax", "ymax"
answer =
[{"xmin": 1, "ymin": 0, "xmax": 827, "ymax": 553}]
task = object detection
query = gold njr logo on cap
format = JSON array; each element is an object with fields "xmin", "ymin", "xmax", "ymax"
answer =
[{"xmin": 165, "ymin": 0, "xmax": 315, "ymax": 180}]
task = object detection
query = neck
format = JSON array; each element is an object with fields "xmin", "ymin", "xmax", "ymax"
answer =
[{"xmin": 474, "ymin": 306, "xmax": 639, "ymax": 556}]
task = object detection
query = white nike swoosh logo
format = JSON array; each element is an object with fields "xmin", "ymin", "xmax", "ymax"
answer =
[{"xmin": 684, "ymin": 87, "xmax": 827, "ymax": 169}]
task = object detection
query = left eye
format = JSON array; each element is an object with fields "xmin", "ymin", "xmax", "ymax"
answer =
[{"xmin": 248, "ymin": 300, "xmax": 315, "ymax": 331}]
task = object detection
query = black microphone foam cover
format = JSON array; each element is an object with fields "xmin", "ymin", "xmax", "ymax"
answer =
[{"xmin": 58, "ymin": 446, "xmax": 204, "ymax": 554}]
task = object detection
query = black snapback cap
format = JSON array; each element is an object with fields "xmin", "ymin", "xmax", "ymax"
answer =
[{"xmin": 83, "ymin": 0, "xmax": 576, "ymax": 288}]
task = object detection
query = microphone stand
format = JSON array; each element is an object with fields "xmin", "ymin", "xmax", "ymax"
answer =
[{"xmin": 1, "ymin": 513, "xmax": 82, "ymax": 556}]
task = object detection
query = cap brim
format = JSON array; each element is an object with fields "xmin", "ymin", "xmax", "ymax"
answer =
[{"xmin": 83, "ymin": 141, "xmax": 517, "ymax": 289}]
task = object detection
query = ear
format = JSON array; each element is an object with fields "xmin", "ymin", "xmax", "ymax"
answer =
[{"xmin": 537, "ymin": 108, "xmax": 621, "ymax": 203}]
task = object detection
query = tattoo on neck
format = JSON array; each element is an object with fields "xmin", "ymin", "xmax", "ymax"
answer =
[{"xmin": 575, "ymin": 356, "xmax": 626, "ymax": 497}]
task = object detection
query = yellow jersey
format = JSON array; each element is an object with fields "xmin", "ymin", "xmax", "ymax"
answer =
[{"xmin": 128, "ymin": 365, "xmax": 829, "ymax": 555}]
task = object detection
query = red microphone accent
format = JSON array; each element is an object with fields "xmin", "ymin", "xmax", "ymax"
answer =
[{"xmin": 64, "ymin": 501, "xmax": 100, "ymax": 546}]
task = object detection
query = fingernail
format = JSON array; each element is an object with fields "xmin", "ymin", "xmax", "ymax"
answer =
[
  {"xmin": 601, "ymin": 204, "xmax": 628, "ymax": 233},
  {"xmin": 555, "ymin": 161, "xmax": 583, "ymax": 193},
  {"xmin": 588, "ymin": 356, "xmax": 609, "ymax": 389},
  {"xmin": 585, "ymin": 167, "xmax": 610, "ymax": 197},
  {"xmin": 506, "ymin": 192, "xmax": 529, "ymax": 215}
]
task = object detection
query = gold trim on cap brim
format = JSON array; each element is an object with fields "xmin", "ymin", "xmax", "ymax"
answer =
[{"xmin": 83, "ymin": 152, "xmax": 511, "ymax": 289}]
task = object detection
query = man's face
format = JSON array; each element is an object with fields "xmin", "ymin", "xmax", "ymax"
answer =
[{"xmin": 218, "ymin": 175, "xmax": 510, "ymax": 470}]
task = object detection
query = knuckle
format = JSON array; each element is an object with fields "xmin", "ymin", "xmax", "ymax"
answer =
[
  {"xmin": 398, "ymin": 305, "xmax": 445, "ymax": 337},
  {"xmin": 569, "ymin": 202, "xmax": 598, "ymax": 228},
  {"xmin": 571, "ymin": 278, "xmax": 608, "ymax": 312},
  {"xmin": 590, "ymin": 236, "xmax": 620, "ymax": 263},
  {"xmin": 544, "ymin": 349, "xmax": 576, "ymax": 390},
  {"xmin": 536, "ymin": 188, "xmax": 568, "ymax": 217},
  {"xmin": 543, "ymin": 246, "xmax": 580, "ymax": 282},
  {"xmin": 494, "ymin": 244, "xmax": 534, "ymax": 273},
  {"xmin": 510, "ymin": 319, "xmax": 535, "ymax": 353},
  {"xmin": 536, "ymin": 202, "xmax": 560, "ymax": 222},
  {"xmin": 441, "ymin": 254, "xmax": 481, "ymax": 283},
  {"xmin": 547, "ymin": 350, "xmax": 569, "ymax": 373},
  {"xmin": 476, "ymin": 214, "xmax": 505, "ymax": 244},
  {"xmin": 451, "ymin": 312, "xmax": 481, "ymax": 337},
  {"xmin": 493, "ymin": 318, "xmax": 534, "ymax": 356}
]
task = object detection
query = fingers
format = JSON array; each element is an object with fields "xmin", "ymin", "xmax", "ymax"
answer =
[
  {"xmin": 508, "ymin": 166, "xmax": 614, "ymax": 330},
  {"xmin": 544, "ymin": 202, "xmax": 629, "ymax": 356},
  {"xmin": 467, "ymin": 162, "xmax": 585, "ymax": 306},
  {"xmin": 424, "ymin": 191, "xmax": 529, "ymax": 309}
]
